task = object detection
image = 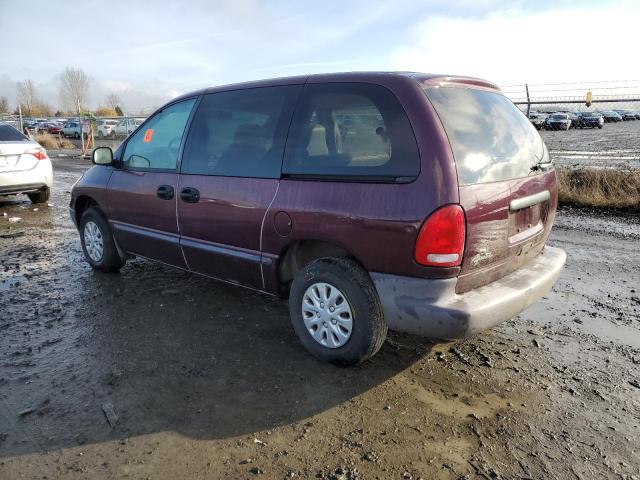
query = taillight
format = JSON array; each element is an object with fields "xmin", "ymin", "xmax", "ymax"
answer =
[
  {"xmin": 25, "ymin": 148, "xmax": 48, "ymax": 160},
  {"xmin": 414, "ymin": 204, "xmax": 466, "ymax": 267}
]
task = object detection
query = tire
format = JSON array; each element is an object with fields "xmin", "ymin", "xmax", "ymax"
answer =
[
  {"xmin": 598, "ymin": 125, "xmax": 603, "ymax": 129},
  {"xmin": 79, "ymin": 207, "xmax": 125, "ymax": 273},
  {"xmin": 97, "ymin": 131, "xmax": 103, "ymax": 138},
  {"xmin": 288, "ymin": 258, "xmax": 387, "ymax": 366},
  {"xmin": 74, "ymin": 132, "xmax": 80, "ymax": 139},
  {"xmin": 27, "ymin": 187, "xmax": 50, "ymax": 204}
]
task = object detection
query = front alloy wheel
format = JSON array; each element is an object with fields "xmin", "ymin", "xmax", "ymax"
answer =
[
  {"xmin": 83, "ymin": 220, "xmax": 104, "ymax": 262},
  {"xmin": 79, "ymin": 207, "xmax": 125, "ymax": 272}
]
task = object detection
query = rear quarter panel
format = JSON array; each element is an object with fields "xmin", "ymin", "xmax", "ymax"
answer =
[{"xmin": 261, "ymin": 75, "xmax": 460, "ymax": 292}]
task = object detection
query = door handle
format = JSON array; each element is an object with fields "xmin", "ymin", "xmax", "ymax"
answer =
[
  {"xmin": 180, "ymin": 187, "xmax": 200, "ymax": 203},
  {"xmin": 156, "ymin": 185, "xmax": 174, "ymax": 200},
  {"xmin": 509, "ymin": 190, "xmax": 550, "ymax": 211}
]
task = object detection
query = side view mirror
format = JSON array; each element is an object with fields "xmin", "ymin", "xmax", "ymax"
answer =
[{"xmin": 92, "ymin": 147, "xmax": 114, "ymax": 166}]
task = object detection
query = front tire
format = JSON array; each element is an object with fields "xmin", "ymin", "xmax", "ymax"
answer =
[
  {"xmin": 79, "ymin": 207, "xmax": 125, "ymax": 272},
  {"xmin": 27, "ymin": 187, "xmax": 50, "ymax": 204},
  {"xmin": 289, "ymin": 258, "xmax": 387, "ymax": 366}
]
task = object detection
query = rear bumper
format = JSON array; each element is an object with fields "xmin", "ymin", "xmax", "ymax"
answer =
[
  {"xmin": 371, "ymin": 246, "xmax": 566, "ymax": 339},
  {"xmin": 0, "ymin": 159, "xmax": 53, "ymax": 195}
]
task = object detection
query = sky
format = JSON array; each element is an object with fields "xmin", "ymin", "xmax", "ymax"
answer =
[{"xmin": 1, "ymin": 0, "xmax": 639, "ymax": 113}]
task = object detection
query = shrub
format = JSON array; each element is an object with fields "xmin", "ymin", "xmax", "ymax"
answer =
[
  {"xmin": 557, "ymin": 167, "xmax": 640, "ymax": 211},
  {"xmin": 35, "ymin": 133, "xmax": 76, "ymax": 150}
]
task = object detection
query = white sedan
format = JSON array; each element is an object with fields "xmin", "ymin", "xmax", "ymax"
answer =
[
  {"xmin": 96, "ymin": 119, "xmax": 118, "ymax": 138},
  {"xmin": 0, "ymin": 123, "xmax": 52, "ymax": 203}
]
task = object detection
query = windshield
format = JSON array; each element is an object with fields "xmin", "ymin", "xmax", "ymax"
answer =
[{"xmin": 424, "ymin": 86, "xmax": 544, "ymax": 185}]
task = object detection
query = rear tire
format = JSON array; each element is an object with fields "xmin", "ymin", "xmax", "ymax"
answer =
[
  {"xmin": 79, "ymin": 207, "xmax": 125, "ymax": 273},
  {"xmin": 27, "ymin": 187, "xmax": 50, "ymax": 204},
  {"xmin": 288, "ymin": 258, "xmax": 387, "ymax": 366}
]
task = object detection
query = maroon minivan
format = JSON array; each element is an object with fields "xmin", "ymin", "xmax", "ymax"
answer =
[{"xmin": 70, "ymin": 72, "xmax": 566, "ymax": 365}]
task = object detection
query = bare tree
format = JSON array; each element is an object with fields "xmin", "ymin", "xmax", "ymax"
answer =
[
  {"xmin": 17, "ymin": 80, "xmax": 37, "ymax": 116},
  {"xmin": 105, "ymin": 93, "xmax": 123, "ymax": 112},
  {"xmin": 59, "ymin": 67, "xmax": 90, "ymax": 112},
  {"xmin": 0, "ymin": 96, "xmax": 9, "ymax": 113}
]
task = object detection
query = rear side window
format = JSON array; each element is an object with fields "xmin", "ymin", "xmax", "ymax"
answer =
[
  {"xmin": 425, "ymin": 86, "xmax": 544, "ymax": 185},
  {"xmin": 181, "ymin": 85, "xmax": 301, "ymax": 178},
  {"xmin": 283, "ymin": 83, "xmax": 420, "ymax": 181},
  {"xmin": 0, "ymin": 124, "xmax": 28, "ymax": 142}
]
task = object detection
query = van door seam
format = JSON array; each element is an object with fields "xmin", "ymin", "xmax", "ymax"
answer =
[{"xmin": 259, "ymin": 180, "xmax": 281, "ymax": 290}]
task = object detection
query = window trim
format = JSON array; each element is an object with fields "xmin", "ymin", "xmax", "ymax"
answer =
[
  {"xmin": 281, "ymin": 82, "xmax": 421, "ymax": 184},
  {"xmin": 120, "ymin": 96, "xmax": 200, "ymax": 173}
]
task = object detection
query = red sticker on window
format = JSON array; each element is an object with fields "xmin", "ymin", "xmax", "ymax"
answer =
[{"xmin": 143, "ymin": 129, "xmax": 154, "ymax": 143}]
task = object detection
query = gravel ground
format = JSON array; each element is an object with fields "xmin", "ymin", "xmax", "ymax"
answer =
[
  {"xmin": 541, "ymin": 120, "xmax": 640, "ymax": 170},
  {"xmin": 0, "ymin": 157, "xmax": 639, "ymax": 480}
]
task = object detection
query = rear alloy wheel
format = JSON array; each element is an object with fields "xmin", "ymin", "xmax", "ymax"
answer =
[
  {"xmin": 302, "ymin": 282, "xmax": 354, "ymax": 349},
  {"xmin": 289, "ymin": 258, "xmax": 387, "ymax": 365},
  {"xmin": 27, "ymin": 187, "xmax": 50, "ymax": 204},
  {"xmin": 79, "ymin": 207, "xmax": 125, "ymax": 272}
]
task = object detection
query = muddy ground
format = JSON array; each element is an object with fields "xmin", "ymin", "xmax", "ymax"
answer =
[{"xmin": 0, "ymin": 157, "xmax": 639, "ymax": 480}]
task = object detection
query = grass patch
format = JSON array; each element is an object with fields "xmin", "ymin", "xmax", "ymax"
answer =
[
  {"xmin": 557, "ymin": 167, "xmax": 640, "ymax": 211},
  {"xmin": 35, "ymin": 133, "xmax": 76, "ymax": 150}
]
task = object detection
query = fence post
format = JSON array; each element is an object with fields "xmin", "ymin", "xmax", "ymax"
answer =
[
  {"xmin": 525, "ymin": 83, "xmax": 531, "ymax": 117},
  {"xmin": 77, "ymin": 99, "xmax": 85, "ymax": 154}
]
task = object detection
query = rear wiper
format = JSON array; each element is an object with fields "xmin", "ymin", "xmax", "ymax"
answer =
[{"xmin": 530, "ymin": 162, "xmax": 553, "ymax": 172}]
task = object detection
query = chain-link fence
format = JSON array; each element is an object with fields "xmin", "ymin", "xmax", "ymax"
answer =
[
  {"xmin": 501, "ymin": 82, "xmax": 640, "ymax": 171},
  {"xmin": 0, "ymin": 113, "xmax": 150, "ymax": 154}
]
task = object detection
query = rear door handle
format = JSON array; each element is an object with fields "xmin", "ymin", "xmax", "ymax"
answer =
[
  {"xmin": 180, "ymin": 187, "xmax": 200, "ymax": 203},
  {"xmin": 156, "ymin": 185, "xmax": 174, "ymax": 200}
]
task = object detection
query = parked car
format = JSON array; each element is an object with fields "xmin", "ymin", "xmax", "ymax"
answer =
[
  {"xmin": 568, "ymin": 112, "xmax": 582, "ymax": 129},
  {"xmin": 614, "ymin": 110, "xmax": 637, "ymax": 121},
  {"xmin": 70, "ymin": 72, "xmax": 565, "ymax": 365},
  {"xmin": 34, "ymin": 121, "xmax": 52, "ymax": 133},
  {"xmin": 62, "ymin": 121, "xmax": 82, "ymax": 138},
  {"xmin": 577, "ymin": 112, "xmax": 604, "ymax": 129},
  {"xmin": 529, "ymin": 112, "xmax": 546, "ymax": 130},
  {"xmin": 600, "ymin": 111, "xmax": 623, "ymax": 122},
  {"xmin": 96, "ymin": 119, "xmax": 118, "ymax": 138},
  {"xmin": 0, "ymin": 123, "xmax": 52, "ymax": 203},
  {"xmin": 112, "ymin": 118, "xmax": 144, "ymax": 137},
  {"xmin": 545, "ymin": 112, "xmax": 572, "ymax": 130},
  {"xmin": 47, "ymin": 122, "xmax": 64, "ymax": 135}
]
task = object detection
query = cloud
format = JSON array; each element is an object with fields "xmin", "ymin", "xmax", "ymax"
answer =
[{"xmin": 390, "ymin": 4, "xmax": 640, "ymax": 86}]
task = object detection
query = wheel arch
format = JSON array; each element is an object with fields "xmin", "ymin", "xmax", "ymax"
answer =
[
  {"xmin": 275, "ymin": 239, "xmax": 367, "ymax": 294},
  {"xmin": 73, "ymin": 195, "xmax": 101, "ymax": 226}
]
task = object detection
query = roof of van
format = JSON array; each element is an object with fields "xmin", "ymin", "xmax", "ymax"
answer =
[{"xmin": 172, "ymin": 72, "xmax": 500, "ymax": 103}]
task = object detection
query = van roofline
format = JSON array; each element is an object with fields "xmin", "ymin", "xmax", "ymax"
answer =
[{"xmin": 170, "ymin": 71, "xmax": 500, "ymax": 104}]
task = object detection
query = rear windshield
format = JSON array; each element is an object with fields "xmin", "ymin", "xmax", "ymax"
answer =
[
  {"xmin": 425, "ymin": 86, "xmax": 544, "ymax": 185},
  {"xmin": 0, "ymin": 124, "xmax": 29, "ymax": 142}
]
